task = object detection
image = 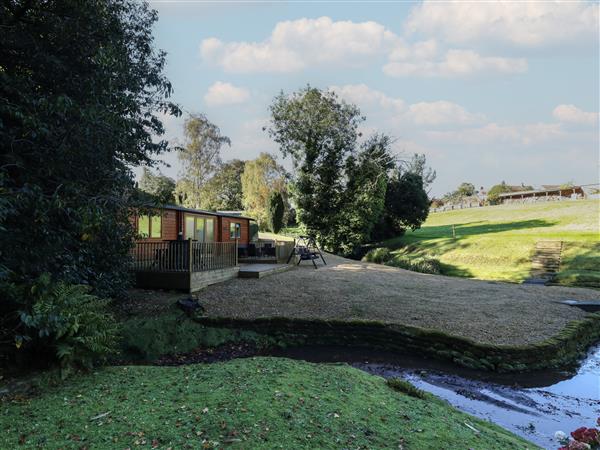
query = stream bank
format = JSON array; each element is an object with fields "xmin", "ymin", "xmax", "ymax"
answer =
[{"xmin": 269, "ymin": 344, "xmax": 600, "ymax": 449}]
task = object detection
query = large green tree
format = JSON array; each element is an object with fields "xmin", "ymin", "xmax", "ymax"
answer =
[
  {"xmin": 0, "ymin": 0, "xmax": 178, "ymax": 364},
  {"xmin": 139, "ymin": 168, "xmax": 176, "ymax": 204},
  {"xmin": 338, "ymin": 134, "xmax": 396, "ymax": 254},
  {"xmin": 267, "ymin": 86, "xmax": 363, "ymax": 248},
  {"xmin": 241, "ymin": 153, "xmax": 288, "ymax": 228},
  {"xmin": 200, "ymin": 159, "xmax": 245, "ymax": 211},
  {"xmin": 175, "ymin": 114, "xmax": 230, "ymax": 208}
]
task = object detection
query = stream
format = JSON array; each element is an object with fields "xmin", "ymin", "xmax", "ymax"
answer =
[{"xmin": 270, "ymin": 344, "xmax": 600, "ymax": 449}]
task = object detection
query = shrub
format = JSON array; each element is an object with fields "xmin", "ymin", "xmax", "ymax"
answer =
[
  {"xmin": 387, "ymin": 378, "xmax": 427, "ymax": 399},
  {"xmin": 362, "ymin": 247, "xmax": 392, "ymax": 264},
  {"xmin": 385, "ymin": 256, "xmax": 442, "ymax": 275},
  {"xmin": 267, "ymin": 191, "xmax": 285, "ymax": 233},
  {"xmin": 18, "ymin": 275, "xmax": 119, "ymax": 377}
]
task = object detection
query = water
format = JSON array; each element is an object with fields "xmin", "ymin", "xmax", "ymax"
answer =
[{"xmin": 270, "ymin": 345, "xmax": 600, "ymax": 449}]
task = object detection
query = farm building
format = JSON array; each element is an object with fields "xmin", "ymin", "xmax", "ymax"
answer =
[{"xmin": 497, "ymin": 185, "xmax": 586, "ymax": 204}]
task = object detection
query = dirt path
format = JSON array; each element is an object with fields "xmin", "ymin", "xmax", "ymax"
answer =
[{"xmin": 196, "ymin": 253, "xmax": 599, "ymax": 346}]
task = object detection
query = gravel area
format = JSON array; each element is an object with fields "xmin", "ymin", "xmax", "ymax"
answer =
[{"xmin": 196, "ymin": 253, "xmax": 600, "ymax": 346}]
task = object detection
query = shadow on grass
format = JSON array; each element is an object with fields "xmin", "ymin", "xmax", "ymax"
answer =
[
  {"xmin": 385, "ymin": 219, "xmax": 558, "ymax": 247},
  {"xmin": 439, "ymin": 262, "xmax": 474, "ymax": 278}
]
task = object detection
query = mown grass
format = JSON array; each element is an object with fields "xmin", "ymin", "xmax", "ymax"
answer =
[
  {"xmin": 1, "ymin": 357, "xmax": 536, "ymax": 449},
  {"xmin": 384, "ymin": 200, "xmax": 600, "ymax": 286}
]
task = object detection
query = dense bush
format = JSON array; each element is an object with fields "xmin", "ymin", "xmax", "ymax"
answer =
[
  {"xmin": 385, "ymin": 257, "xmax": 442, "ymax": 275},
  {"xmin": 363, "ymin": 248, "xmax": 392, "ymax": 264},
  {"xmin": 17, "ymin": 275, "xmax": 119, "ymax": 377}
]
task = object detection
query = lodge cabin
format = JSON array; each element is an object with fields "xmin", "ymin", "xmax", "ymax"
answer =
[
  {"xmin": 132, "ymin": 204, "xmax": 253, "ymax": 246},
  {"xmin": 130, "ymin": 205, "xmax": 255, "ymax": 292}
]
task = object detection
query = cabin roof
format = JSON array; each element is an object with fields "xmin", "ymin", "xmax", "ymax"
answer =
[{"xmin": 160, "ymin": 204, "xmax": 255, "ymax": 221}]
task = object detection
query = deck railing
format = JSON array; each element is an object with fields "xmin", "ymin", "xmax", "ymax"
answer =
[{"xmin": 131, "ymin": 239, "xmax": 237, "ymax": 273}]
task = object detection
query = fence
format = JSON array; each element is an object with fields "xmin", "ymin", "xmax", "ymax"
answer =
[{"xmin": 131, "ymin": 240, "xmax": 237, "ymax": 273}]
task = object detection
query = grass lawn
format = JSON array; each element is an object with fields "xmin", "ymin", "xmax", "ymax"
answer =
[
  {"xmin": 383, "ymin": 200, "xmax": 600, "ymax": 287},
  {"xmin": 1, "ymin": 357, "xmax": 536, "ymax": 449}
]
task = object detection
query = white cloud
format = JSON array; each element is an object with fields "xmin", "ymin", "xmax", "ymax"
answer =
[
  {"xmin": 427, "ymin": 122, "xmax": 565, "ymax": 145},
  {"xmin": 553, "ymin": 104, "xmax": 599, "ymax": 125},
  {"xmin": 204, "ymin": 81, "xmax": 250, "ymax": 106},
  {"xmin": 201, "ymin": 16, "xmax": 398, "ymax": 73},
  {"xmin": 405, "ymin": 1, "xmax": 599, "ymax": 47},
  {"xmin": 330, "ymin": 84, "xmax": 404, "ymax": 112},
  {"xmin": 407, "ymin": 101, "xmax": 485, "ymax": 125},
  {"xmin": 384, "ymin": 48, "xmax": 527, "ymax": 78},
  {"xmin": 331, "ymin": 84, "xmax": 484, "ymax": 126}
]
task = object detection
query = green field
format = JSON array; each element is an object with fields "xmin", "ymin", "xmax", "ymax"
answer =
[
  {"xmin": 384, "ymin": 200, "xmax": 600, "ymax": 287},
  {"xmin": 2, "ymin": 358, "xmax": 535, "ymax": 449}
]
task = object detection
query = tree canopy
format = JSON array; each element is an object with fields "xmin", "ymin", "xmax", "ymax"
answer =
[
  {"xmin": 268, "ymin": 86, "xmax": 430, "ymax": 254},
  {"xmin": 139, "ymin": 168, "xmax": 176, "ymax": 204},
  {"xmin": 175, "ymin": 114, "xmax": 230, "ymax": 208},
  {"xmin": 0, "ymin": 0, "xmax": 178, "ymax": 368},
  {"xmin": 267, "ymin": 86, "xmax": 364, "ymax": 248},
  {"xmin": 200, "ymin": 159, "xmax": 246, "ymax": 211},
  {"xmin": 241, "ymin": 153, "xmax": 288, "ymax": 228}
]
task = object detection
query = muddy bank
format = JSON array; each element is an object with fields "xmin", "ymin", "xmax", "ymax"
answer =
[{"xmin": 269, "ymin": 344, "xmax": 600, "ymax": 450}]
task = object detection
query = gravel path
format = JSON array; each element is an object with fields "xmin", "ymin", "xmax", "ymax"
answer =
[{"xmin": 196, "ymin": 253, "xmax": 600, "ymax": 346}]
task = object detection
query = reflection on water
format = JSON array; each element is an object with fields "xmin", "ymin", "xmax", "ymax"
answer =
[{"xmin": 270, "ymin": 345, "xmax": 600, "ymax": 449}]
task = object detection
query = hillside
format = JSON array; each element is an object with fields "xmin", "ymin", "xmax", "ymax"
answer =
[{"xmin": 384, "ymin": 199, "xmax": 600, "ymax": 287}]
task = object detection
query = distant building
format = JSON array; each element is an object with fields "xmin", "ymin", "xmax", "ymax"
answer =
[{"xmin": 497, "ymin": 185, "xmax": 586, "ymax": 204}]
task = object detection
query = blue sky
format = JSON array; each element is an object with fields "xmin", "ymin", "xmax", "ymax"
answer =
[{"xmin": 145, "ymin": 1, "xmax": 599, "ymax": 196}]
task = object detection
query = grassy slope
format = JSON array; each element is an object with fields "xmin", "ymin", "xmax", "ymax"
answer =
[
  {"xmin": 2, "ymin": 358, "xmax": 536, "ymax": 450},
  {"xmin": 385, "ymin": 200, "xmax": 599, "ymax": 286}
]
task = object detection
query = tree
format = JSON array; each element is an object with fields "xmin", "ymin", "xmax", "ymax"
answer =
[
  {"xmin": 381, "ymin": 172, "xmax": 430, "ymax": 236},
  {"xmin": 267, "ymin": 86, "xmax": 363, "ymax": 248},
  {"xmin": 487, "ymin": 181, "xmax": 511, "ymax": 205},
  {"xmin": 200, "ymin": 159, "xmax": 245, "ymax": 211},
  {"xmin": 443, "ymin": 182, "xmax": 476, "ymax": 203},
  {"xmin": 241, "ymin": 153, "xmax": 288, "ymax": 228},
  {"xmin": 402, "ymin": 153, "xmax": 436, "ymax": 192},
  {"xmin": 0, "ymin": 0, "xmax": 178, "ymax": 367},
  {"xmin": 267, "ymin": 192, "xmax": 285, "ymax": 233},
  {"xmin": 139, "ymin": 168, "xmax": 175, "ymax": 204},
  {"xmin": 338, "ymin": 134, "xmax": 395, "ymax": 254},
  {"xmin": 175, "ymin": 114, "xmax": 230, "ymax": 208}
]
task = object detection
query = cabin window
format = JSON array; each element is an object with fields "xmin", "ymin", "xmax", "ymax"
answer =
[
  {"xmin": 150, "ymin": 216, "xmax": 162, "ymax": 238},
  {"xmin": 205, "ymin": 219, "xmax": 214, "ymax": 242},
  {"xmin": 229, "ymin": 222, "xmax": 241, "ymax": 239},
  {"xmin": 138, "ymin": 214, "xmax": 161, "ymax": 239},
  {"xmin": 185, "ymin": 215, "xmax": 215, "ymax": 242}
]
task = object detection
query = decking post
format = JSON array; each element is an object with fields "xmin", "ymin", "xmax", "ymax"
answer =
[
  {"xmin": 188, "ymin": 238, "xmax": 193, "ymax": 273},
  {"xmin": 235, "ymin": 238, "xmax": 238, "ymax": 266}
]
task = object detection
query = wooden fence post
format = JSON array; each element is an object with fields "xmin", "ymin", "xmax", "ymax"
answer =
[
  {"xmin": 235, "ymin": 238, "xmax": 238, "ymax": 266},
  {"xmin": 188, "ymin": 238, "xmax": 193, "ymax": 272}
]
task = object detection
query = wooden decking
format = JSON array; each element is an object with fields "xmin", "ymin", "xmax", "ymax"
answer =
[{"xmin": 238, "ymin": 264, "xmax": 292, "ymax": 279}]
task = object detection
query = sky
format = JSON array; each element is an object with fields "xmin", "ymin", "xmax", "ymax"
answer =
[{"xmin": 143, "ymin": 0, "xmax": 599, "ymax": 197}]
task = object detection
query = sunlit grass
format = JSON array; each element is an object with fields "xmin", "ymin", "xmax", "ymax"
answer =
[{"xmin": 385, "ymin": 200, "xmax": 600, "ymax": 286}]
